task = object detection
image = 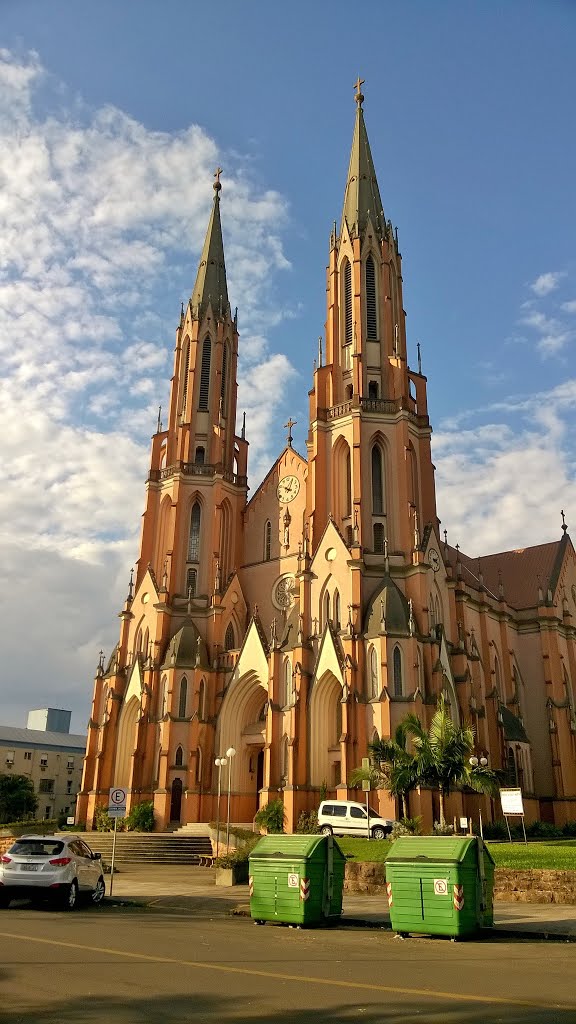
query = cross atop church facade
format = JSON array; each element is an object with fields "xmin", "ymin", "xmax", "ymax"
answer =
[
  {"xmin": 213, "ymin": 166, "xmax": 223, "ymax": 191},
  {"xmin": 353, "ymin": 76, "xmax": 365, "ymax": 102},
  {"xmin": 284, "ymin": 417, "xmax": 297, "ymax": 448}
]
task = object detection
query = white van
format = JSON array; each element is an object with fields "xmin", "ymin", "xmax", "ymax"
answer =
[{"xmin": 317, "ymin": 800, "xmax": 394, "ymax": 840}]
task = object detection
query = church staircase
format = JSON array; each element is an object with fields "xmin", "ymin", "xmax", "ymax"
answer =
[{"xmin": 72, "ymin": 831, "xmax": 212, "ymax": 865}]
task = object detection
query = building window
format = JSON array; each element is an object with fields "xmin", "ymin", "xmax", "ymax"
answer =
[
  {"xmin": 178, "ymin": 677, "xmax": 188, "ymax": 718},
  {"xmin": 373, "ymin": 522, "xmax": 385, "ymax": 554},
  {"xmin": 39, "ymin": 779, "xmax": 54, "ymax": 794},
  {"xmin": 175, "ymin": 746, "xmax": 184, "ymax": 767},
  {"xmin": 186, "ymin": 567, "xmax": 197, "ymax": 597},
  {"xmin": 199, "ymin": 337, "xmax": 211, "ymax": 410},
  {"xmin": 181, "ymin": 340, "xmax": 190, "ymax": 414},
  {"xmin": 283, "ymin": 658, "xmax": 292, "ymax": 707},
  {"xmin": 333, "ymin": 590, "xmax": 341, "ymax": 630},
  {"xmin": 370, "ymin": 646, "xmax": 379, "ymax": 698},
  {"xmin": 188, "ymin": 502, "xmax": 201, "ymax": 562},
  {"xmin": 343, "ymin": 259, "xmax": 353, "ymax": 345},
  {"xmin": 195, "ymin": 446, "xmax": 205, "ymax": 465},
  {"xmin": 365, "ymin": 254, "xmax": 377, "ymax": 339},
  {"xmin": 264, "ymin": 520, "xmax": 272, "ymax": 561},
  {"xmin": 220, "ymin": 342, "xmax": 229, "ymax": 412},
  {"xmin": 345, "ymin": 449, "xmax": 352, "ymax": 517},
  {"xmin": 196, "ymin": 746, "xmax": 203, "ymax": 785},
  {"xmin": 24, "ymin": 751, "xmax": 32, "ymax": 761},
  {"xmin": 224, "ymin": 623, "xmax": 235, "ymax": 651},
  {"xmin": 368, "ymin": 380, "xmax": 378, "ymax": 399},
  {"xmin": 44, "ymin": 806, "xmax": 51, "ymax": 819},
  {"xmin": 198, "ymin": 679, "xmax": 206, "ymax": 721},
  {"xmin": 324, "ymin": 591, "xmax": 331, "ymax": 628},
  {"xmin": 5, "ymin": 750, "xmax": 14, "ymax": 766},
  {"xmin": 67, "ymin": 758, "xmax": 74, "ymax": 770},
  {"xmin": 393, "ymin": 645, "xmax": 403, "ymax": 697},
  {"xmin": 66, "ymin": 780, "xmax": 73, "ymax": 794},
  {"xmin": 371, "ymin": 446, "xmax": 384, "ymax": 514},
  {"xmin": 40, "ymin": 755, "xmax": 48, "ymax": 767}
]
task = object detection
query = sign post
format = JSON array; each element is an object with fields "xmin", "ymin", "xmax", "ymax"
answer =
[
  {"xmin": 499, "ymin": 788, "xmax": 527, "ymax": 845},
  {"xmin": 107, "ymin": 786, "xmax": 127, "ymax": 896},
  {"xmin": 362, "ymin": 757, "xmax": 371, "ymax": 840}
]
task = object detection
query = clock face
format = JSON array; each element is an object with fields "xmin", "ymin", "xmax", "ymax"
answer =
[
  {"xmin": 429, "ymin": 548, "xmax": 441, "ymax": 572},
  {"xmin": 277, "ymin": 474, "xmax": 300, "ymax": 503}
]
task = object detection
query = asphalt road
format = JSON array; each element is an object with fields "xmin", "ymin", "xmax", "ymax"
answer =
[{"xmin": 0, "ymin": 902, "xmax": 575, "ymax": 1024}]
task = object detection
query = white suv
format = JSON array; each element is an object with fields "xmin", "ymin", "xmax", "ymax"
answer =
[
  {"xmin": 318, "ymin": 800, "xmax": 394, "ymax": 840},
  {"xmin": 0, "ymin": 835, "xmax": 105, "ymax": 910}
]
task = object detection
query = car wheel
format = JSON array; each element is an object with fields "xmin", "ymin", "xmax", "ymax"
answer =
[
  {"xmin": 61, "ymin": 880, "xmax": 78, "ymax": 911},
  {"xmin": 320, "ymin": 825, "xmax": 333, "ymax": 836},
  {"xmin": 0, "ymin": 893, "xmax": 10, "ymax": 908},
  {"xmin": 90, "ymin": 877, "xmax": 105, "ymax": 906},
  {"xmin": 371, "ymin": 826, "xmax": 387, "ymax": 840}
]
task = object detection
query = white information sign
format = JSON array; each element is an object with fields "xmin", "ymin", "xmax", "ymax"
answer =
[
  {"xmin": 500, "ymin": 788, "xmax": 524, "ymax": 816},
  {"xmin": 433, "ymin": 879, "xmax": 449, "ymax": 896},
  {"xmin": 108, "ymin": 786, "xmax": 127, "ymax": 817},
  {"xmin": 66, "ymin": 816, "xmax": 75, "ymax": 826},
  {"xmin": 287, "ymin": 873, "xmax": 299, "ymax": 889}
]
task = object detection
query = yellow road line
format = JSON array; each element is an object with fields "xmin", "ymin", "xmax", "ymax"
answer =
[{"xmin": 0, "ymin": 929, "xmax": 572, "ymax": 1011}]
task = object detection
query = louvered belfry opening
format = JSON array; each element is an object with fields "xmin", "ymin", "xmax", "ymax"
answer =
[
  {"xmin": 343, "ymin": 260, "xmax": 353, "ymax": 344},
  {"xmin": 199, "ymin": 337, "xmax": 211, "ymax": 410},
  {"xmin": 366, "ymin": 254, "xmax": 377, "ymax": 339}
]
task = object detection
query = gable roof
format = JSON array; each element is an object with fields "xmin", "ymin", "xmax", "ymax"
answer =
[
  {"xmin": 446, "ymin": 539, "xmax": 566, "ymax": 610},
  {"xmin": 244, "ymin": 446, "xmax": 307, "ymax": 512}
]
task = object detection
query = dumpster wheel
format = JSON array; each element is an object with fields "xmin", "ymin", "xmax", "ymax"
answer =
[{"xmin": 254, "ymin": 920, "xmax": 266, "ymax": 926}]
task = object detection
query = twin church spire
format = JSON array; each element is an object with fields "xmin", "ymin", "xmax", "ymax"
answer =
[
  {"xmin": 190, "ymin": 166, "xmax": 229, "ymax": 321},
  {"xmin": 341, "ymin": 77, "xmax": 387, "ymax": 242}
]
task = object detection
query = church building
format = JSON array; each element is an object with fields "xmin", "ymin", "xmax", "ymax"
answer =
[{"xmin": 78, "ymin": 84, "xmax": 576, "ymax": 833}]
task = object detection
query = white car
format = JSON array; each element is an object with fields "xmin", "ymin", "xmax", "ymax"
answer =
[
  {"xmin": 318, "ymin": 800, "xmax": 394, "ymax": 840},
  {"xmin": 0, "ymin": 834, "xmax": 105, "ymax": 910}
]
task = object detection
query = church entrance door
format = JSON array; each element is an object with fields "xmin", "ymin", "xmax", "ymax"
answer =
[
  {"xmin": 170, "ymin": 777, "xmax": 183, "ymax": 822},
  {"xmin": 256, "ymin": 749, "xmax": 264, "ymax": 797}
]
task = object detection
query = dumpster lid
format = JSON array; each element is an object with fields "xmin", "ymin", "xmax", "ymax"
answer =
[
  {"xmin": 385, "ymin": 835, "xmax": 494, "ymax": 866},
  {"xmin": 249, "ymin": 834, "xmax": 344, "ymax": 861}
]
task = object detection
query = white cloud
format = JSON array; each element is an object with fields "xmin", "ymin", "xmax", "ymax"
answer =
[
  {"xmin": 562, "ymin": 300, "xmax": 576, "ymax": 314},
  {"xmin": 0, "ymin": 50, "xmax": 297, "ymax": 727},
  {"xmin": 520, "ymin": 308, "xmax": 573, "ymax": 357},
  {"xmin": 530, "ymin": 271, "xmax": 565, "ymax": 297}
]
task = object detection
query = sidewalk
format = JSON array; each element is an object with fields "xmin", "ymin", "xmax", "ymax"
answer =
[{"xmin": 106, "ymin": 865, "xmax": 576, "ymax": 939}]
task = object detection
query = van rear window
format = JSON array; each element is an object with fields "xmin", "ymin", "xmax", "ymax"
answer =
[
  {"xmin": 332, "ymin": 806, "xmax": 347, "ymax": 817},
  {"xmin": 10, "ymin": 840, "xmax": 64, "ymax": 857}
]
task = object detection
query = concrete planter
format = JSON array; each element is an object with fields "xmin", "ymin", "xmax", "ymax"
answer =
[{"xmin": 215, "ymin": 862, "xmax": 249, "ymax": 887}]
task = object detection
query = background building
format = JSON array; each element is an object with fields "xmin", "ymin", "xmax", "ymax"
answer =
[
  {"xmin": 0, "ymin": 709, "xmax": 86, "ymax": 821},
  {"xmin": 78, "ymin": 87, "xmax": 576, "ymax": 832}
]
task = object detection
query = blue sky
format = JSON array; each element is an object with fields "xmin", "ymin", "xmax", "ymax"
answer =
[{"xmin": 1, "ymin": 1, "xmax": 575, "ymax": 729}]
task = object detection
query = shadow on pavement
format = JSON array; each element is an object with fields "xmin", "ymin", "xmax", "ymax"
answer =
[{"xmin": 0, "ymin": 992, "xmax": 575, "ymax": 1024}]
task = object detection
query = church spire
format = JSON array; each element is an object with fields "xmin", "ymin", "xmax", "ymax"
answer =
[
  {"xmin": 341, "ymin": 79, "xmax": 386, "ymax": 241},
  {"xmin": 190, "ymin": 167, "xmax": 229, "ymax": 319}
]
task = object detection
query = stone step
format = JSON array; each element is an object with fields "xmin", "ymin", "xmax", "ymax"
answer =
[{"xmin": 67, "ymin": 832, "xmax": 213, "ymax": 865}]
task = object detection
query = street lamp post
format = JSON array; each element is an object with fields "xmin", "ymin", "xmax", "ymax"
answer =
[
  {"xmin": 226, "ymin": 747, "xmax": 236, "ymax": 850},
  {"xmin": 214, "ymin": 756, "xmax": 227, "ymax": 858}
]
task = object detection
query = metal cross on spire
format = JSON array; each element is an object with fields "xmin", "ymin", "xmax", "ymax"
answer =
[
  {"xmin": 213, "ymin": 166, "xmax": 223, "ymax": 192},
  {"xmin": 561, "ymin": 509, "xmax": 568, "ymax": 534},
  {"xmin": 353, "ymin": 76, "xmax": 365, "ymax": 105},
  {"xmin": 284, "ymin": 417, "xmax": 297, "ymax": 448}
]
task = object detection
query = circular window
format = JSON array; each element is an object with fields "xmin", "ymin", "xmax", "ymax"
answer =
[
  {"xmin": 141, "ymin": 592, "xmax": 149, "ymax": 604},
  {"xmin": 325, "ymin": 547, "xmax": 337, "ymax": 562},
  {"xmin": 272, "ymin": 574, "xmax": 296, "ymax": 610}
]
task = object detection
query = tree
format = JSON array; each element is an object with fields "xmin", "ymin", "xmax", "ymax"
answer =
[
  {"xmin": 0, "ymin": 774, "xmax": 38, "ymax": 824},
  {"xmin": 404, "ymin": 694, "xmax": 499, "ymax": 826},
  {"xmin": 349, "ymin": 722, "xmax": 420, "ymax": 819}
]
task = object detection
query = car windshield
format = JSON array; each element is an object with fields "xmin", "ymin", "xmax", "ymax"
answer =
[
  {"xmin": 9, "ymin": 840, "xmax": 64, "ymax": 857},
  {"xmin": 367, "ymin": 808, "xmax": 381, "ymax": 818}
]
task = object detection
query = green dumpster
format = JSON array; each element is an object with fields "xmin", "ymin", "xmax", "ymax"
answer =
[
  {"xmin": 249, "ymin": 834, "xmax": 345, "ymax": 926},
  {"xmin": 385, "ymin": 836, "xmax": 494, "ymax": 938}
]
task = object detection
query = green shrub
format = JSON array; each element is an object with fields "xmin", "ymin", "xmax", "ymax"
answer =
[
  {"xmin": 433, "ymin": 821, "xmax": 454, "ymax": 836},
  {"xmin": 126, "ymin": 801, "xmax": 155, "ymax": 832},
  {"xmin": 215, "ymin": 833, "xmax": 260, "ymax": 868},
  {"xmin": 482, "ymin": 819, "xmax": 509, "ymax": 840},
  {"xmin": 295, "ymin": 810, "xmax": 320, "ymax": 834},
  {"xmin": 525, "ymin": 820, "xmax": 562, "ymax": 839},
  {"xmin": 254, "ymin": 798, "xmax": 285, "ymax": 834},
  {"xmin": 562, "ymin": 820, "xmax": 576, "ymax": 837},
  {"xmin": 93, "ymin": 805, "xmax": 126, "ymax": 832},
  {"xmin": 0, "ymin": 818, "xmax": 59, "ymax": 836},
  {"xmin": 390, "ymin": 816, "xmax": 422, "ymax": 840}
]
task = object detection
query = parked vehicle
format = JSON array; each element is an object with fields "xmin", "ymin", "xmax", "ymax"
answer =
[
  {"xmin": 0, "ymin": 835, "xmax": 105, "ymax": 910},
  {"xmin": 317, "ymin": 800, "xmax": 394, "ymax": 840}
]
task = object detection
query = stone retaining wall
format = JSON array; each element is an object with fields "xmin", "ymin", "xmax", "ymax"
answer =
[{"xmin": 343, "ymin": 861, "xmax": 576, "ymax": 904}]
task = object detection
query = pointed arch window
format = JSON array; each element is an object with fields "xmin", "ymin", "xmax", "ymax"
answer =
[
  {"xmin": 195, "ymin": 446, "xmax": 205, "ymax": 465},
  {"xmin": 324, "ymin": 591, "xmax": 331, "ymax": 629},
  {"xmin": 373, "ymin": 522, "xmax": 385, "ymax": 554},
  {"xmin": 264, "ymin": 520, "xmax": 272, "ymax": 561},
  {"xmin": 199, "ymin": 337, "xmax": 211, "ymax": 411},
  {"xmin": 181, "ymin": 340, "xmax": 190, "ymax": 414},
  {"xmin": 494, "ymin": 655, "xmax": 502, "ymax": 700},
  {"xmin": 368, "ymin": 380, "xmax": 379, "ymax": 399},
  {"xmin": 196, "ymin": 746, "xmax": 203, "ymax": 784},
  {"xmin": 160, "ymin": 675, "xmax": 168, "ymax": 718},
  {"xmin": 178, "ymin": 677, "xmax": 188, "ymax": 718},
  {"xmin": 343, "ymin": 259, "xmax": 353, "ymax": 345},
  {"xmin": 345, "ymin": 448, "xmax": 352, "ymax": 517},
  {"xmin": 220, "ymin": 342, "xmax": 229, "ymax": 413},
  {"xmin": 371, "ymin": 445, "xmax": 384, "ymax": 514},
  {"xmin": 365, "ymin": 254, "xmax": 377, "ymax": 339},
  {"xmin": 224, "ymin": 622, "xmax": 235, "ymax": 652},
  {"xmin": 393, "ymin": 645, "xmax": 403, "ymax": 697},
  {"xmin": 188, "ymin": 502, "xmax": 201, "ymax": 562},
  {"xmin": 186, "ymin": 567, "xmax": 197, "ymax": 598},
  {"xmin": 283, "ymin": 658, "xmax": 292, "ymax": 707},
  {"xmin": 369, "ymin": 646, "xmax": 379, "ymax": 698},
  {"xmin": 175, "ymin": 745, "xmax": 184, "ymax": 767},
  {"xmin": 198, "ymin": 679, "xmax": 206, "ymax": 721},
  {"xmin": 281, "ymin": 734, "xmax": 290, "ymax": 783},
  {"xmin": 334, "ymin": 590, "xmax": 341, "ymax": 629}
]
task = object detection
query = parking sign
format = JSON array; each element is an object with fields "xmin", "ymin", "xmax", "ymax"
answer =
[{"xmin": 108, "ymin": 786, "xmax": 127, "ymax": 817}]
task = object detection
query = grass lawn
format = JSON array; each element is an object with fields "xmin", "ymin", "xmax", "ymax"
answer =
[
  {"xmin": 487, "ymin": 840, "xmax": 576, "ymax": 870},
  {"xmin": 335, "ymin": 836, "xmax": 576, "ymax": 870}
]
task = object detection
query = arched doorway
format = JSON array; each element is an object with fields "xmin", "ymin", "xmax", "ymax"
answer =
[
  {"xmin": 256, "ymin": 749, "xmax": 264, "ymax": 795},
  {"xmin": 170, "ymin": 778, "xmax": 183, "ymax": 822},
  {"xmin": 309, "ymin": 670, "xmax": 343, "ymax": 788},
  {"xmin": 216, "ymin": 670, "xmax": 269, "ymax": 818}
]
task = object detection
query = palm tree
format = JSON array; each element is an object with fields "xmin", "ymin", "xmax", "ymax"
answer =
[
  {"xmin": 404, "ymin": 694, "xmax": 499, "ymax": 826},
  {"xmin": 349, "ymin": 722, "xmax": 420, "ymax": 819}
]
